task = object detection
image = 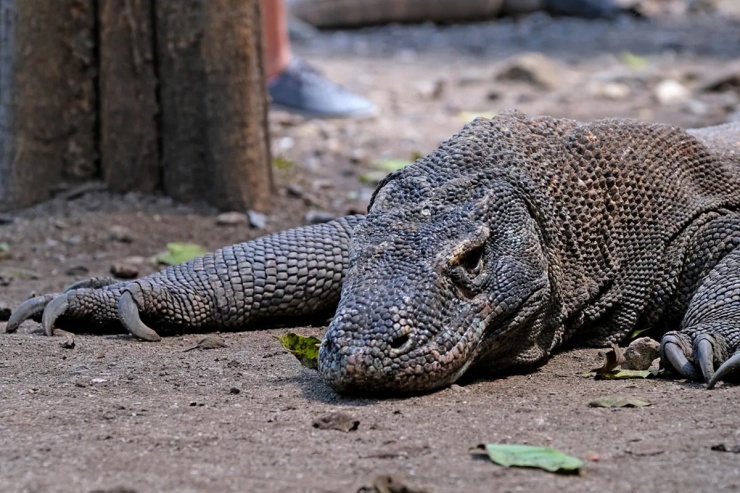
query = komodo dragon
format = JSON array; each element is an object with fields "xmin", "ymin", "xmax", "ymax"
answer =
[{"xmin": 7, "ymin": 111, "xmax": 740, "ymax": 394}]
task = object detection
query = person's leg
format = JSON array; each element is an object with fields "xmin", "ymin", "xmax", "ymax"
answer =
[
  {"xmin": 261, "ymin": 0, "xmax": 378, "ymax": 118},
  {"xmin": 261, "ymin": 0, "xmax": 291, "ymax": 81}
]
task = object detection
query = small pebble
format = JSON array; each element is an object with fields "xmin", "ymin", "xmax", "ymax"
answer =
[
  {"xmin": 65, "ymin": 265, "xmax": 89, "ymax": 276},
  {"xmin": 216, "ymin": 211, "xmax": 248, "ymax": 226},
  {"xmin": 247, "ymin": 210, "xmax": 267, "ymax": 229},
  {"xmin": 109, "ymin": 225, "xmax": 135, "ymax": 243},
  {"xmin": 305, "ymin": 210, "xmax": 336, "ymax": 224},
  {"xmin": 0, "ymin": 303, "xmax": 11, "ymax": 322},
  {"xmin": 110, "ymin": 262, "xmax": 140, "ymax": 279},
  {"xmin": 60, "ymin": 339, "xmax": 75, "ymax": 349}
]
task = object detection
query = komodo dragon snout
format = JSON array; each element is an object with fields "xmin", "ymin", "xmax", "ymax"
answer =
[{"xmin": 319, "ymin": 175, "xmax": 553, "ymax": 393}]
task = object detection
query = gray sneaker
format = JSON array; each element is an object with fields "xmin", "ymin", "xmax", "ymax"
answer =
[{"xmin": 268, "ymin": 59, "xmax": 378, "ymax": 119}]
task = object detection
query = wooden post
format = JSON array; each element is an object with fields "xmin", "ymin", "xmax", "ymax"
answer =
[
  {"xmin": 98, "ymin": 0, "xmax": 160, "ymax": 193},
  {"xmin": 155, "ymin": 0, "xmax": 273, "ymax": 211},
  {"xmin": 0, "ymin": 0, "xmax": 271, "ymax": 212},
  {"xmin": 0, "ymin": 0, "xmax": 96, "ymax": 210}
]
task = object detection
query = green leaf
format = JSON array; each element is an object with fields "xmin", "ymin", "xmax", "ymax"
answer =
[
  {"xmin": 597, "ymin": 369, "xmax": 659, "ymax": 380},
  {"xmin": 272, "ymin": 156, "xmax": 295, "ymax": 169},
  {"xmin": 620, "ymin": 51, "xmax": 648, "ymax": 69},
  {"xmin": 153, "ymin": 242, "xmax": 207, "ymax": 266},
  {"xmin": 372, "ymin": 158, "xmax": 412, "ymax": 172},
  {"xmin": 359, "ymin": 170, "xmax": 389, "ymax": 185},
  {"xmin": 477, "ymin": 444, "xmax": 583, "ymax": 473},
  {"xmin": 0, "ymin": 242, "xmax": 8, "ymax": 252},
  {"xmin": 276, "ymin": 332, "xmax": 321, "ymax": 370},
  {"xmin": 628, "ymin": 327, "xmax": 651, "ymax": 340},
  {"xmin": 589, "ymin": 396, "xmax": 651, "ymax": 408}
]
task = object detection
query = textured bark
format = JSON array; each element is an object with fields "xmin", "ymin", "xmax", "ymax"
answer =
[
  {"xmin": 0, "ymin": 0, "xmax": 96, "ymax": 211},
  {"xmin": 156, "ymin": 0, "xmax": 272, "ymax": 211},
  {"xmin": 99, "ymin": 0, "xmax": 159, "ymax": 193}
]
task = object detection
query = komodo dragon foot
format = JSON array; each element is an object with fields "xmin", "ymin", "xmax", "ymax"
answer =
[{"xmin": 660, "ymin": 247, "xmax": 740, "ymax": 388}]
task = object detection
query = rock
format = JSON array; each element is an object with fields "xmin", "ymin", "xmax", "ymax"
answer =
[
  {"xmin": 591, "ymin": 81, "xmax": 631, "ymax": 100},
  {"xmin": 59, "ymin": 339, "xmax": 76, "ymax": 349},
  {"xmin": 64, "ymin": 235, "xmax": 82, "ymax": 246},
  {"xmin": 0, "ymin": 302, "xmax": 11, "ymax": 321},
  {"xmin": 698, "ymin": 63, "xmax": 740, "ymax": 92},
  {"xmin": 108, "ymin": 225, "xmax": 135, "ymax": 243},
  {"xmin": 305, "ymin": 210, "xmax": 336, "ymax": 224},
  {"xmin": 216, "ymin": 212, "xmax": 248, "ymax": 226},
  {"xmin": 496, "ymin": 52, "xmax": 565, "ymax": 90},
  {"xmin": 247, "ymin": 210, "xmax": 267, "ymax": 229},
  {"xmin": 348, "ymin": 148, "xmax": 369, "ymax": 165},
  {"xmin": 654, "ymin": 79, "xmax": 690, "ymax": 105},
  {"xmin": 312, "ymin": 412, "xmax": 359, "ymax": 432},
  {"xmin": 110, "ymin": 262, "xmax": 140, "ymax": 279},
  {"xmin": 0, "ymin": 214, "xmax": 15, "ymax": 225},
  {"xmin": 65, "ymin": 265, "xmax": 89, "ymax": 276},
  {"xmin": 622, "ymin": 337, "xmax": 660, "ymax": 370},
  {"xmin": 285, "ymin": 184, "xmax": 305, "ymax": 198},
  {"xmin": 416, "ymin": 79, "xmax": 446, "ymax": 100},
  {"xmin": 358, "ymin": 475, "xmax": 430, "ymax": 493}
]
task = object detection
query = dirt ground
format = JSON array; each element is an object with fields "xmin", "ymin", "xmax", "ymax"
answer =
[{"xmin": 2, "ymin": 9, "xmax": 740, "ymax": 493}]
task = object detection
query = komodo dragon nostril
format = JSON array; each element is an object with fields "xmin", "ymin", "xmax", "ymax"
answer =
[{"xmin": 389, "ymin": 333, "xmax": 414, "ymax": 355}]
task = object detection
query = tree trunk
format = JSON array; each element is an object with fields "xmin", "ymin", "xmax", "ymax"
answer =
[
  {"xmin": 0, "ymin": 0, "xmax": 271, "ymax": 212},
  {"xmin": 0, "ymin": 0, "xmax": 96, "ymax": 210},
  {"xmin": 156, "ymin": 0, "xmax": 272, "ymax": 211},
  {"xmin": 99, "ymin": 0, "xmax": 160, "ymax": 193}
]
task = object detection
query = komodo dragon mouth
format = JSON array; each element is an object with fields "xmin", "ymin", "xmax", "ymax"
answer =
[{"xmin": 318, "ymin": 283, "xmax": 549, "ymax": 394}]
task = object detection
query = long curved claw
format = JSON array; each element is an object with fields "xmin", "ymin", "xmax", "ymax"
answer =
[
  {"xmin": 695, "ymin": 336, "xmax": 716, "ymax": 383},
  {"xmin": 662, "ymin": 341, "xmax": 702, "ymax": 381},
  {"xmin": 5, "ymin": 295, "xmax": 51, "ymax": 333},
  {"xmin": 707, "ymin": 352, "xmax": 740, "ymax": 389},
  {"xmin": 118, "ymin": 291, "xmax": 161, "ymax": 342},
  {"xmin": 42, "ymin": 294, "xmax": 69, "ymax": 336}
]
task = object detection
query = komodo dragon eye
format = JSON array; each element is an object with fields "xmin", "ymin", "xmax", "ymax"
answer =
[
  {"xmin": 460, "ymin": 245, "xmax": 484, "ymax": 276},
  {"xmin": 448, "ymin": 231, "xmax": 489, "ymax": 298}
]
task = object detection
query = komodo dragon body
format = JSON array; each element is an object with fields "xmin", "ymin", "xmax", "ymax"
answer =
[{"xmin": 7, "ymin": 111, "xmax": 740, "ymax": 393}]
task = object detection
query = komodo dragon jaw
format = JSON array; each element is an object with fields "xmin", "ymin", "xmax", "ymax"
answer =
[{"xmin": 318, "ymin": 172, "xmax": 554, "ymax": 393}]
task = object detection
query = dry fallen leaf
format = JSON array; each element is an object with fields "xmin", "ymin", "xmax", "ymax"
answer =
[
  {"xmin": 589, "ymin": 396, "xmax": 651, "ymax": 408},
  {"xmin": 592, "ymin": 343, "xmax": 626, "ymax": 374},
  {"xmin": 184, "ymin": 335, "xmax": 227, "ymax": 352}
]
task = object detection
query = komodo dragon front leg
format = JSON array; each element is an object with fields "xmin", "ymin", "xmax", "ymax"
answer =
[
  {"xmin": 6, "ymin": 216, "xmax": 364, "ymax": 340},
  {"xmin": 662, "ymin": 246, "xmax": 740, "ymax": 388}
]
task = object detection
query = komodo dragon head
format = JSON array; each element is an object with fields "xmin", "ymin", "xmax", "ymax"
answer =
[{"xmin": 319, "ymin": 118, "xmax": 558, "ymax": 393}]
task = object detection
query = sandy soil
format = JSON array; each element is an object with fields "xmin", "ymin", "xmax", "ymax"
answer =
[{"xmin": 2, "ymin": 10, "xmax": 740, "ymax": 493}]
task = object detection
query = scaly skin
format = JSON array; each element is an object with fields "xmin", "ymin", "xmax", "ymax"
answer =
[{"xmin": 6, "ymin": 112, "xmax": 740, "ymax": 394}]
